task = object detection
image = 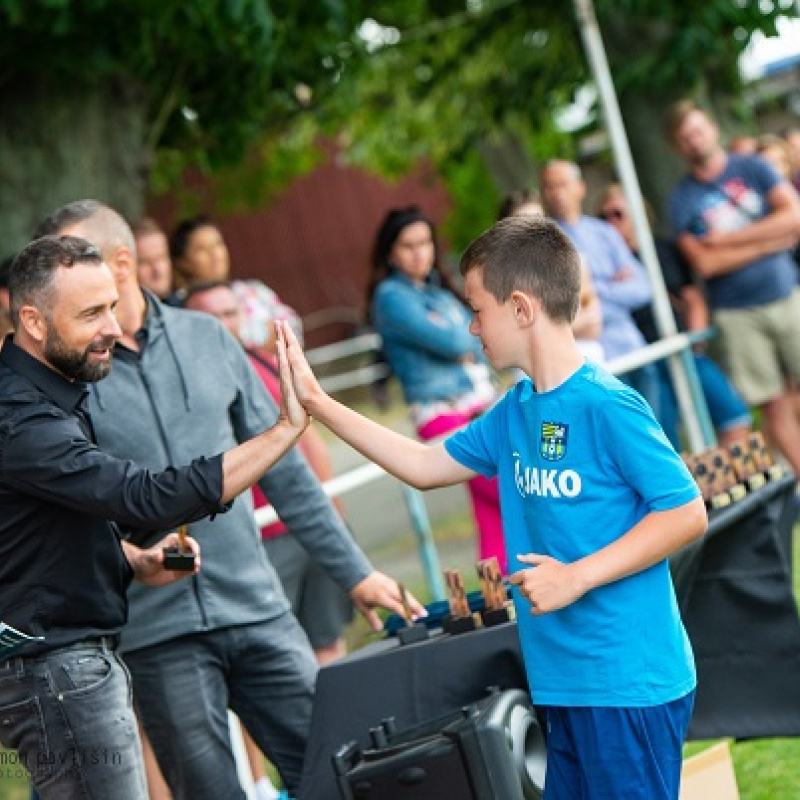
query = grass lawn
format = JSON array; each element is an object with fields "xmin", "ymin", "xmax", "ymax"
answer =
[{"xmin": 2, "ymin": 493, "xmax": 800, "ymax": 799}]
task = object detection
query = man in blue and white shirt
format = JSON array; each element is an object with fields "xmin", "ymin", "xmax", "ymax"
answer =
[{"xmin": 667, "ymin": 99, "xmax": 800, "ymax": 478}]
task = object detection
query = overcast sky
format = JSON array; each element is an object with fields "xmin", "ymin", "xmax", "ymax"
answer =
[{"xmin": 741, "ymin": 16, "xmax": 800, "ymax": 79}]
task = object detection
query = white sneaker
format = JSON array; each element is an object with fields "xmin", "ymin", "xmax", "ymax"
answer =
[{"xmin": 253, "ymin": 776, "xmax": 281, "ymax": 800}]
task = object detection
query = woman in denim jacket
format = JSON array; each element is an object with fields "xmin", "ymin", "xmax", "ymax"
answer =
[{"xmin": 367, "ymin": 206, "xmax": 506, "ymax": 571}]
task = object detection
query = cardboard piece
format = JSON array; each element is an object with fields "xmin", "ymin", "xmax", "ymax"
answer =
[
  {"xmin": 444, "ymin": 569, "xmax": 471, "ymax": 619},
  {"xmin": 443, "ymin": 569, "xmax": 481, "ymax": 634},
  {"xmin": 476, "ymin": 557, "xmax": 505, "ymax": 610},
  {"xmin": 679, "ymin": 741, "xmax": 739, "ymax": 800},
  {"xmin": 476, "ymin": 557, "xmax": 515, "ymax": 627},
  {"xmin": 163, "ymin": 525, "xmax": 195, "ymax": 571},
  {"xmin": 396, "ymin": 581, "xmax": 429, "ymax": 645}
]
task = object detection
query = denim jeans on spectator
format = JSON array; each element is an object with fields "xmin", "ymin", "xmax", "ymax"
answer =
[
  {"xmin": 657, "ymin": 354, "xmax": 752, "ymax": 450},
  {"xmin": 0, "ymin": 637, "xmax": 147, "ymax": 800},
  {"xmin": 123, "ymin": 614, "xmax": 317, "ymax": 800},
  {"xmin": 619, "ymin": 362, "xmax": 662, "ymax": 423}
]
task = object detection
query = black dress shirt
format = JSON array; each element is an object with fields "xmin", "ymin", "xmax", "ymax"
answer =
[{"xmin": 0, "ymin": 338, "xmax": 227, "ymax": 655}]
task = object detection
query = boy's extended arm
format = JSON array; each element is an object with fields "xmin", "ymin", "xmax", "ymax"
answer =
[
  {"xmin": 510, "ymin": 496, "xmax": 707, "ymax": 615},
  {"xmin": 279, "ymin": 321, "xmax": 476, "ymax": 490}
]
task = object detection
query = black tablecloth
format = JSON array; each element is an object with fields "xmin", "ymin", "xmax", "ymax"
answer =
[
  {"xmin": 297, "ymin": 623, "xmax": 527, "ymax": 800},
  {"xmin": 298, "ymin": 476, "xmax": 800, "ymax": 800},
  {"xmin": 676, "ymin": 474, "xmax": 800, "ymax": 739}
]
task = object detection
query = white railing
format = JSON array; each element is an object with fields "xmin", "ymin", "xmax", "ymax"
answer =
[
  {"xmin": 605, "ymin": 332, "xmax": 693, "ymax": 375},
  {"xmin": 306, "ymin": 332, "xmax": 391, "ymax": 393},
  {"xmin": 305, "ymin": 332, "xmax": 382, "ymax": 365}
]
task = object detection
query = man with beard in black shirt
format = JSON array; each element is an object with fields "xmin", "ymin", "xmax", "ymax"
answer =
[{"xmin": 0, "ymin": 234, "xmax": 314, "ymax": 799}]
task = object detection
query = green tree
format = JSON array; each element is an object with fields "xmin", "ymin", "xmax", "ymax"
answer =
[
  {"xmin": 0, "ymin": 0, "xmax": 363, "ymax": 259},
  {"xmin": 303, "ymin": 0, "xmax": 796, "ymax": 247},
  {"xmin": 3, "ymin": 1, "xmax": 795, "ymax": 260}
]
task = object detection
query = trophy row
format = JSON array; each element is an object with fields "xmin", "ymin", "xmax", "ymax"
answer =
[
  {"xmin": 683, "ymin": 431, "xmax": 784, "ymax": 510},
  {"xmin": 395, "ymin": 556, "xmax": 515, "ymax": 645},
  {"xmin": 444, "ymin": 558, "xmax": 516, "ymax": 634}
]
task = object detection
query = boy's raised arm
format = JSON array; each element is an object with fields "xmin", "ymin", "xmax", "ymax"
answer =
[{"xmin": 276, "ymin": 320, "xmax": 475, "ymax": 490}]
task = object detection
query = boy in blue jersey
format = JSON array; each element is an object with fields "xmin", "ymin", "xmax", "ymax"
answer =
[{"xmin": 277, "ymin": 215, "xmax": 707, "ymax": 799}]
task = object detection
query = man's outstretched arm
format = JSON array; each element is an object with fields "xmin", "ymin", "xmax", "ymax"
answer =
[
  {"xmin": 219, "ymin": 323, "xmax": 313, "ymax": 502},
  {"xmin": 277, "ymin": 321, "xmax": 476, "ymax": 491}
]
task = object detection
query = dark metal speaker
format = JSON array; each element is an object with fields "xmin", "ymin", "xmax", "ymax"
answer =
[{"xmin": 333, "ymin": 687, "xmax": 546, "ymax": 800}]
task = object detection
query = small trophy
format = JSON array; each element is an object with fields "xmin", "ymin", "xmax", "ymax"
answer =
[
  {"xmin": 747, "ymin": 431, "xmax": 785, "ymax": 481},
  {"xmin": 443, "ymin": 569, "xmax": 481, "ymax": 635},
  {"xmin": 728, "ymin": 436, "xmax": 766, "ymax": 492},
  {"xmin": 477, "ymin": 557, "xmax": 515, "ymax": 627},
  {"xmin": 395, "ymin": 581, "xmax": 428, "ymax": 645},
  {"xmin": 693, "ymin": 448, "xmax": 746, "ymax": 509},
  {"xmin": 163, "ymin": 525, "xmax": 196, "ymax": 571}
]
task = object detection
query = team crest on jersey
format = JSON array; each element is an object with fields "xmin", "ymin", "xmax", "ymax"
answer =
[{"xmin": 540, "ymin": 421, "xmax": 568, "ymax": 462}]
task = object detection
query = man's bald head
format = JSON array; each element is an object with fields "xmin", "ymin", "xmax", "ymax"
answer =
[
  {"xmin": 35, "ymin": 200, "xmax": 138, "ymax": 287},
  {"xmin": 36, "ymin": 200, "xmax": 135, "ymax": 259}
]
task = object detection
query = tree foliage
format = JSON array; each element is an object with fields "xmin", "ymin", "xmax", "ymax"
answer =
[
  {"xmin": 0, "ymin": 0, "xmax": 364, "ymax": 247},
  {"xmin": 309, "ymin": 1, "xmax": 583, "ymax": 180},
  {"xmin": 288, "ymin": 0, "xmax": 798, "ymax": 246},
  {"xmin": 1, "ymin": 0, "xmax": 797, "ymax": 255},
  {"xmin": 315, "ymin": 0, "xmax": 795, "ymax": 169}
]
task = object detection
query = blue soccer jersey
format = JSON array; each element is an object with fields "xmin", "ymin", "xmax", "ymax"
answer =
[{"xmin": 445, "ymin": 361, "xmax": 699, "ymax": 707}]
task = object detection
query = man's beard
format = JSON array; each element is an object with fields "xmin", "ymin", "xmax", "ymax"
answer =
[{"xmin": 44, "ymin": 321, "xmax": 117, "ymax": 383}]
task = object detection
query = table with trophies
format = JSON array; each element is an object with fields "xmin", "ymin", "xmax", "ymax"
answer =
[
  {"xmin": 675, "ymin": 431, "xmax": 800, "ymax": 740},
  {"xmin": 298, "ymin": 432, "xmax": 800, "ymax": 800}
]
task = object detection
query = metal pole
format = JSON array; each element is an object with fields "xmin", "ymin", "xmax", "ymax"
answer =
[
  {"xmin": 572, "ymin": 0, "xmax": 714, "ymax": 451},
  {"xmin": 401, "ymin": 485, "xmax": 447, "ymax": 601}
]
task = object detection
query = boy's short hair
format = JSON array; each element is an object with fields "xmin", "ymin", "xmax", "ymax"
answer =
[{"xmin": 459, "ymin": 216, "xmax": 581, "ymax": 324}]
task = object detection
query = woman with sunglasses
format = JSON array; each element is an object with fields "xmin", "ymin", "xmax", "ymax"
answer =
[{"xmin": 597, "ymin": 184, "xmax": 751, "ymax": 449}]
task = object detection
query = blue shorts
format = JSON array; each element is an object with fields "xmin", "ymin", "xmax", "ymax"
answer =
[{"xmin": 543, "ymin": 691, "xmax": 695, "ymax": 800}]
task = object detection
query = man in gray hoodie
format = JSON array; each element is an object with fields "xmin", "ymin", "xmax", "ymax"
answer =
[{"xmin": 35, "ymin": 201, "xmax": 423, "ymax": 800}]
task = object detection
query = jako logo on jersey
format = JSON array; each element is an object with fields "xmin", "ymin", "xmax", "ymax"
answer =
[
  {"xmin": 513, "ymin": 452, "xmax": 582, "ymax": 498},
  {"xmin": 540, "ymin": 421, "xmax": 568, "ymax": 461}
]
